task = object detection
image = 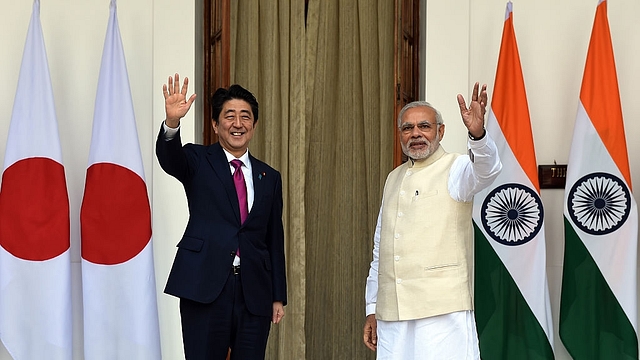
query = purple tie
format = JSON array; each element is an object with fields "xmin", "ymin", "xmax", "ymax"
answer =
[{"xmin": 230, "ymin": 159, "xmax": 248, "ymax": 225}]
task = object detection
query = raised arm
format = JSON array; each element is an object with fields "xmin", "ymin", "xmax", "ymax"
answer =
[
  {"xmin": 449, "ymin": 82, "xmax": 502, "ymax": 201},
  {"xmin": 163, "ymin": 73, "xmax": 197, "ymax": 128}
]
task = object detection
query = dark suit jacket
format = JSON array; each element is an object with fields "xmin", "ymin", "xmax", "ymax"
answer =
[{"xmin": 156, "ymin": 126, "xmax": 287, "ymax": 317}]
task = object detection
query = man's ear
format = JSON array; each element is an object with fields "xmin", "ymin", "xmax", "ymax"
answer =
[
  {"xmin": 211, "ymin": 119, "xmax": 218, "ymax": 134},
  {"xmin": 438, "ymin": 123, "xmax": 445, "ymax": 140}
]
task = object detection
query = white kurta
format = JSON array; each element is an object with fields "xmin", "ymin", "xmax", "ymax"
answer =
[
  {"xmin": 377, "ymin": 311, "xmax": 479, "ymax": 360},
  {"xmin": 365, "ymin": 134, "xmax": 501, "ymax": 359}
]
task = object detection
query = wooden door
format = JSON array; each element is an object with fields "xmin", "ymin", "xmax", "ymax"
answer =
[
  {"xmin": 394, "ymin": 0, "xmax": 420, "ymax": 166},
  {"xmin": 203, "ymin": 0, "xmax": 231, "ymax": 145}
]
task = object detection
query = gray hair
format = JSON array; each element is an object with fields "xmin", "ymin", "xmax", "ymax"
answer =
[{"xmin": 397, "ymin": 101, "xmax": 444, "ymax": 128}]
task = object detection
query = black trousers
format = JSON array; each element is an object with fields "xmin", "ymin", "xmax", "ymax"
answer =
[{"xmin": 179, "ymin": 271, "xmax": 271, "ymax": 360}]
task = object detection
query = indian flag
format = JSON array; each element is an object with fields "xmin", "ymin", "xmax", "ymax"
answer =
[
  {"xmin": 473, "ymin": 2, "xmax": 554, "ymax": 359},
  {"xmin": 559, "ymin": 1, "xmax": 638, "ymax": 359}
]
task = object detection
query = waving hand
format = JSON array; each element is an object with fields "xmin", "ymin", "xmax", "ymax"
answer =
[
  {"xmin": 163, "ymin": 73, "xmax": 197, "ymax": 128},
  {"xmin": 456, "ymin": 82, "xmax": 487, "ymax": 139}
]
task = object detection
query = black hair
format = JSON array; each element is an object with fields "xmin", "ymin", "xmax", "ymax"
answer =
[{"xmin": 210, "ymin": 84, "xmax": 259, "ymax": 124}]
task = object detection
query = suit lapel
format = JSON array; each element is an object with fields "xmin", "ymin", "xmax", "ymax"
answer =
[{"xmin": 206, "ymin": 143, "xmax": 242, "ymax": 225}]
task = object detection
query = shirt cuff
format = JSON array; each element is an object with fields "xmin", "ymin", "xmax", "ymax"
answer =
[
  {"xmin": 366, "ymin": 304, "xmax": 377, "ymax": 317},
  {"xmin": 162, "ymin": 121, "xmax": 180, "ymax": 141},
  {"xmin": 468, "ymin": 130, "xmax": 489, "ymax": 148}
]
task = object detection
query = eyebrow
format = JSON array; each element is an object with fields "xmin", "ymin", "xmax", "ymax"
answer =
[
  {"xmin": 401, "ymin": 120, "xmax": 436, "ymax": 126},
  {"xmin": 224, "ymin": 109, "xmax": 253, "ymax": 116}
]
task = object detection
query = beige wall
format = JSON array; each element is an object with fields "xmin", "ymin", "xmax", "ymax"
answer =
[{"xmin": 0, "ymin": 0, "xmax": 638, "ymax": 359}]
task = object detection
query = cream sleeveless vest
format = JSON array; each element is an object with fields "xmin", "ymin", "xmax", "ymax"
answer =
[{"xmin": 376, "ymin": 146, "xmax": 474, "ymax": 321}]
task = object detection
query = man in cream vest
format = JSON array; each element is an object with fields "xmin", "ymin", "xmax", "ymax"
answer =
[{"xmin": 363, "ymin": 83, "xmax": 502, "ymax": 359}]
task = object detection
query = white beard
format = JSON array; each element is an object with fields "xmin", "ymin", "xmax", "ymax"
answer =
[{"xmin": 401, "ymin": 134, "xmax": 440, "ymax": 160}]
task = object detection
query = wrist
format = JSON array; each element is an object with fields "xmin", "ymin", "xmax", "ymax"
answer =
[
  {"xmin": 468, "ymin": 128, "xmax": 486, "ymax": 141},
  {"xmin": 164, "ymin": 118, "xmax": 180, "ymax": 129}
]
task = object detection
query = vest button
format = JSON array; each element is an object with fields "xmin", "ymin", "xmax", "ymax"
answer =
[
  {"xmin": 396, "ymin": 279, "xmax": 402, "ymax": 284},
  {"xmin": 394, "ymin": 256, "xmax": 400, "ymax": 261},
  {"xmin": 400, "ymin": 190, "xmax": 406, "ymax": 196},
  {"xmin": 397, "ymin": 212, "xmax": 403, "ymax": 217}
]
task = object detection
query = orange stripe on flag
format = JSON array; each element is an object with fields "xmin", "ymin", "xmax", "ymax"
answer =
[
  {"xmin": 580, "ymin": 1, "xmax": 632, "ymax": 189},
  {"xmin": 491, "ymin": 9, "xmax": 538, "ymax": 190}
]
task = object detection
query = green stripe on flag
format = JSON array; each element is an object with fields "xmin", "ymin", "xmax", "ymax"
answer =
[
  {"xmin": 474, "ymin": 223, "xmax": 554, "ymax": 360},
  {"xmin": 560, "ymin": 217, "xmax": 638, "ymax": 360}
]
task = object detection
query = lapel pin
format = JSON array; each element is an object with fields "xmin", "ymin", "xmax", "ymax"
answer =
[{"xmin": 258, "ymin": 172, "xmax": 266, "ymax": 180}]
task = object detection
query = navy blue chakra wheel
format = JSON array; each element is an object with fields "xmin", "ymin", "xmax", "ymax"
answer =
[
  {"xmin": 481, "ymin": 183, "xmax": 544, "ymax": 246},
  {"xmin": 567, "ymin": 172, "xmax": 631, "ymax": 236}
]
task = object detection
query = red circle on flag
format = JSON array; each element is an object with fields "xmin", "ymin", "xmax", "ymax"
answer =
[
  {"xmin": 81, "ymin": 163, "xmax": 151, "ymax": 265},
  {"xmin": 0, "ymin": 158, "xmax": 70, "ymax": 261}
]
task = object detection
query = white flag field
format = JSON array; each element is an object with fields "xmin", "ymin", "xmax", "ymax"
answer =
[
  {"xmin": 80, "ymin": 0, "xmax": 161, "ymax": 359},
  {"xmin": 473, "ymin": 2, "xmax": 554, "ymax": 359}
]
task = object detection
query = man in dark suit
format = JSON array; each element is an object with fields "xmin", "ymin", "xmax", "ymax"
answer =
[{"xmin": 156, "ymin": 73, "xmax": 287, "ymax": 360}]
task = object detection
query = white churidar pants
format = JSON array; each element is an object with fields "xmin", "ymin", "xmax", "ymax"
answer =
[{"xmin": 376, "ymin": 310, "xmax": 480, "ymax": 360}]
